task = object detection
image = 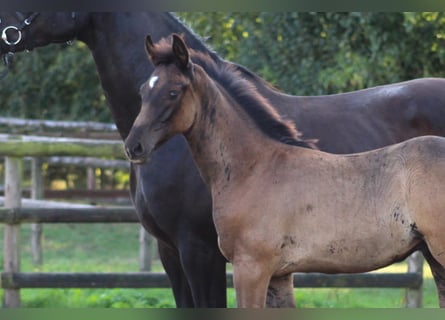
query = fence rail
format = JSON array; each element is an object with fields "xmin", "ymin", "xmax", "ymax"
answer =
[
  {"xmin": 0, "ymin": 134, "xmax": 125, "ymax": 158},
  {"xmin": 0, "ymin": 132, "xmax": 424, "ymax": 308},
  {"xmin": 0, "ymin": 117, "xmax": 120, "ymax": 140},
  {"xmin": 0, "ymin": 272, "xmax": 421, "ymax": 290},
  {"xmin": 0, "ymin": 207, "xmax": 138, "ymax": 224},
  {"xmin": 0, "ymin": 206, "xmax": 422, "ymax": 289},
  {"xmin": 0, "ymin": 117, "xmax": 117, "ymax": 132}
]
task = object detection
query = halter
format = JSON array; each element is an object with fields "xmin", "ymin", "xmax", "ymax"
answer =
[
  {"xmin": 0, "ymin": 12, "xmax": 39, "ymax": 79},
  {"xmin": 1, "ymin": 12, "xmax": 39, "ymax": 48},
  {"xmin": 0, "ymin": 12, "xmax": 78, "ymax": 79}
]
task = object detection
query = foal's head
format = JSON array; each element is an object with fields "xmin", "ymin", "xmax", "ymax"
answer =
[{"xmin": 125, "ymin": 34, "xmax": 200, "ymax": 163}]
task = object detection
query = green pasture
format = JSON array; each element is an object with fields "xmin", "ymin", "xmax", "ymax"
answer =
[{"xmin": 0, "ymin": 223, "xmax": 439, "ymax": 308}]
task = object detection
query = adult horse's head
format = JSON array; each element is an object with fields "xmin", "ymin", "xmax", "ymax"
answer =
[
  {"xmin": 125, "ymin": 34, "xmax": 198, "ymax": 164},
  {"xmin": 0, "ymin": 12, "xmax": 89, "ymax": 77},
  {"xmin": 0, "ymin": 12, "xmax": 90, "ymax": 53}
]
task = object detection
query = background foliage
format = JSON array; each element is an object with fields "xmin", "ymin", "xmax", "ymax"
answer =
[
  {"xmin": 0, "ymin": 42, "xmax": 109, "ymax": 121},
  {"xmin": 1, "ymin": 12, "xmax": 445, "ymax": 121},
  {"xmin": 180, "ymin": 12, "xmax": 445, "ymax": 94}
]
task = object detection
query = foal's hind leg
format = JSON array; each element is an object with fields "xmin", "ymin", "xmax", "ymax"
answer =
[
  {"xmin": 266, "ymin": 274, "xmax": 296, "ymax": 307},
  {"xmin": 422, "ymin": 246, "xmax": 445, "ymax": 307}
]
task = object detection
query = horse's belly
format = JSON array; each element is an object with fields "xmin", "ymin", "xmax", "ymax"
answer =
[{"xmin": 275, "ymin": 231, "xmax": 420, "ymax": 275}]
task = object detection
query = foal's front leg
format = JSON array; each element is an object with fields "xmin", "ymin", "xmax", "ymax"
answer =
[{"xmin": 233, "ymin": 258, "xmax": 274, "ymax": 308}]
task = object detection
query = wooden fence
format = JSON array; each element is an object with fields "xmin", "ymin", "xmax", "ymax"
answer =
[{"xmin": 0, "ymin": 132, "xmax": 424, "ymax": 308}]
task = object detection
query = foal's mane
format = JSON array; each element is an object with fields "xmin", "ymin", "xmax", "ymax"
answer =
[
  {"xmin": 152, "ymin": 37, "xmax": 315, "ymax": 149},
  {"xmin": 165, "ymin": 13, "xmax": 222, "ymax": 63},
  {"xmin": 167, "ymin": 13, "xmax": 284, "ymax": 94}
]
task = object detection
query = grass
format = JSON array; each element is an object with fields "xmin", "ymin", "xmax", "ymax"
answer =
[{"xmin": 0, "ymin": 223, "xmax": 440, "ymax": 308}]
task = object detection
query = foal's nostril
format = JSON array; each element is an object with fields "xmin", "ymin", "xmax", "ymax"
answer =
[
  {"xmin": 133, "ymin": 142, "xmax": 144, "ymax": 156},
  {"xmin": 125, "ymin": 142, "xmax": 144, "ymax": 159}
]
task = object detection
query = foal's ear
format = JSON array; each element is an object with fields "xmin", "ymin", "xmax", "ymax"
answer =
[
  {"xmin": 145, "ymin": 35, "xmax": 156, "ymax": 63},
  {"xmin": 172, "ymin": 34, "xmax": 190, "ymax": 69}
]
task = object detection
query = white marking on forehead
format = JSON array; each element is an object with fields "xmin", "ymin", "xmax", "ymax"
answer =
[{"xmin": 149, "ymin": 75, "xmax": 159, "ymax": 89}]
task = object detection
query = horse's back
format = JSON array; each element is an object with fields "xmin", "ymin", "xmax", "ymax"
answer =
[
  {"xmin": 397, "ymin": 136, "xmax": 445, "ymax": 237},
  {"xmin": 401, "ymin": 135, "xmax": 445, "ymax": 163},
  {"xmin": 284, "ymin": 78, "xmax": 445, "ymax": 154},
  {"xmin": 387, "ymin": 135, "xmax": 445, "ymax": 182},
  {"xmin": 397, "ymin": 135, "xmax": 445, "ymax": 268}
]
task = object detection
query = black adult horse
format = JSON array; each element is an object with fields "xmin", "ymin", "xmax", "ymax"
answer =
[
  {"xmin": 0, "ymin": 12, "xmax": 226, "ymax": 307},
  {"xmin": 1, "ymin": 12, "xmax": 445, "ymax": 307}
]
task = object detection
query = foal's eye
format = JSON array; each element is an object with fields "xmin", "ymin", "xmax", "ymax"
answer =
[{"xmin": 169, "ymin": 90, "xmax": 179, "ymax": 99}]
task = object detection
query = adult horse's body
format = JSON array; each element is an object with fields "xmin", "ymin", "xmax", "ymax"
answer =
[
  {"xmin": 2, "ymin": 12, "xmax": 445, "ymax": 307},
  {"xmin": 125, "ymin": 34, "xmax": 445, "ymax": 308}
]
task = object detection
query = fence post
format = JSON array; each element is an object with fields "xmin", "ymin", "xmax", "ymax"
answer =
[
  {"xmin": 405, "ymin": 251, "xmax": 423, "ymax": 307},
  {"xmin": 87, "ymin": 167, "xmax": 96, "ymax": 190},
  {"xmin": 31, "ymin": 157, "xmax": 43, "ymax": 265},
  {"xmin": 139, "ymin": 226, "xmax": 153, "ymax": 271},
  {"xmin": 3, "ymin": 157, "xmax": 23, "ymax": 307}
]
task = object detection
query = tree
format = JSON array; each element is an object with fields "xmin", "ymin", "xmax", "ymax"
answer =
[
  {"xmin": 178, "ymin": 12, "xmax": 445, "ymax": 95},
  {"xmin": 0, "ymin": 42, "xmax": 110, "ymax": 122}
]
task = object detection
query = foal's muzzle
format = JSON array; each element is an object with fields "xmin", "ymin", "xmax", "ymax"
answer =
[{"xmin": 125, "ymin": 142, "xmax": 147, "ymax": 164}]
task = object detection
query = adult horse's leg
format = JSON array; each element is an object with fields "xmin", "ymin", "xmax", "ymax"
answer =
[
  {"xmin": 180, "ymin": 240, "xmax": 228, "ymax": 307},
  {"xmin": 266, "ymin": 274, "xmax": 296, "ymax": 307},
  {"xmin": 422, "ymin": 246, "xmax": 445, "ymax": 307},
  {"xmin": 129, "ymin": 166, "xmax": 194, "ymax": 307},
  {"xmin": 158, "ymin": 242, "xmax": 195, "ymax": 307}
]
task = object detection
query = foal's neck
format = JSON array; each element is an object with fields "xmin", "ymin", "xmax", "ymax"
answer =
[{"xmin": 184, "ymin": 75, "xmax": 277, "ymax": 189}]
